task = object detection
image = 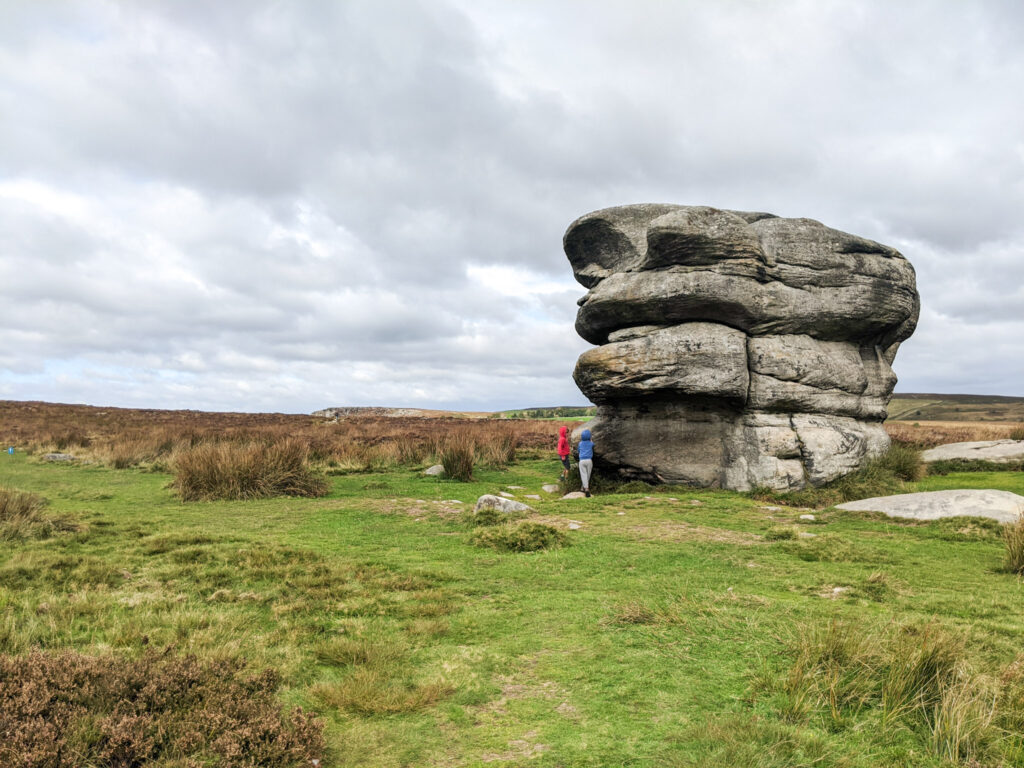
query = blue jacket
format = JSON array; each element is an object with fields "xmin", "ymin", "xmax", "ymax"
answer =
[{"xmin": 578, "ymin": 429, "xmax": 594, "ymax": 460}]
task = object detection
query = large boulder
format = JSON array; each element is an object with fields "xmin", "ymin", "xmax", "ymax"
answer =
[{"xmin": 565, "ymin": 204, "xmax": 919, "ymax": 491}]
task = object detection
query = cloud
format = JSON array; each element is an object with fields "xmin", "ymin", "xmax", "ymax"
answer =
[{"xmin": 1, "ymin": 0, "xmax": 1022, "ymax": 411}]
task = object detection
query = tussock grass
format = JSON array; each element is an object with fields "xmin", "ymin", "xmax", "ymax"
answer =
[
  {"xmin": 439, "ymin": 431, "xmax": 476, "ymax": 481},
  {"xmin": 0, "ymin": 487, "xmax": 77, "ymax": 540},
  {"xmin": 1010, "ymin": 426, "xmax": 1024, "ymax": 441},
  {"xmin": 763, "ymin": 525, "xmax": 799, "ymax": 541},
  {"xmin": 313, "ymin": 667, "xmax": 454, "ymax": 715},
  {"xmin": 1003, "ymin": 515, "xmax": 1024, "ymax": 574},
  {"xmin": 929, "ymin": 458, "xmax": 1024, "ymax": 474},
  {"xmin": 171, "ymin": 440, "xmax": 328, "ymax": 501},
  {"xmin": 756, "ymin": 619, "xmax": 1016, "ymax": 764},
  {"xmin": 470, "ymin": 522, "xmax": 569, "ymax": 552}
]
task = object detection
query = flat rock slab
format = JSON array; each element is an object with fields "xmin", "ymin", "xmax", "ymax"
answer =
[
  {"xmin": 43, "ymin": 453, "xmax": 76, "ymax": 462},
  {"xmin": 542, "ymin": 484, "xmax": 560, "ymax": 494},
  {"xmin": 473, "ymin": 495, "xmax": 533, "ymax": 514},
  {"xmin": 837, "ymin": 489, "xmax": 1024, "ymax": 523},
  {"xmin": 921, "ymin": 440, "xmax": 1024, "ymax": 463}
]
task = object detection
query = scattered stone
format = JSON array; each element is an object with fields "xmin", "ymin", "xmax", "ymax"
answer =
[
  {"xmin": 561, "ymin": 492, "xmax": 586, "ymax": 500},
  {"xmin": 507, "ymin": 485, "xmax": 526, "ymax": 490},
  {"xmin": 922, "ymin": 440, "xmax": 1024, "ymax": 464},
  {"xmin": 565, "ymin": 204, "xmax": 919, "ymax": 491},
  {"xmin": 826, "ymin": 586, "xmax": 849, "ymax": 599},
  {"xmin": 568, "ymin": 522, "xmax": 582, "ymax": 530},
  {"xmin": 760, "ymin": 506, "xmax": 781, "ymax": 512},
  {"xmin": 524, "ymin": 494, "xmax": 541, "ymax": 500},
  {"xmin": 473, "ymin": 495, "xmax": 534, "ymax": 515},
  {"xmin": 542, "ymin": 484, "xmax": 561, "ymax": 494},
  {"xmin": 837, "ymin": 490, "xmax": 1024, "ymax": 524},
  {"xmin": 689, "ymin": 499, "xmax": 703, "ymax": 506},
  {"xmin": 423, "ymin": 464, "xmax": 445, "ymax": 476},
  {"xmin": 445, "ymin": 499, "xmax": 463, "ymax": 504},
  {"xmin": 42, "ymin": 453, "xmax": 75, "ymax": 462},
  {"xmin": 616, "ymin": 511, "xmax": 625, "ymax": 516},
  {"xmin": 499, "ymin": 492, "xmax": 515, "ymax": 499},
  {"xmin": 799, "ymin": 513, "xmax": 816, "ymax": 521},
  {"xmin": 798, "ymin": 531, "xmax": 817, "ymax": 539}
]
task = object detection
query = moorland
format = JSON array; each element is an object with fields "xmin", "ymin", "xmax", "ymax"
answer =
[{"xmin": 2, "ymin": 399, "xmax": 1024, "ymax": 767}]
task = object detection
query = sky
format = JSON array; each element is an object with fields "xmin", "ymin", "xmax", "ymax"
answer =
[{"xmin": 1, "ymin": 0, "xmax": 1022, "ymax": 413}]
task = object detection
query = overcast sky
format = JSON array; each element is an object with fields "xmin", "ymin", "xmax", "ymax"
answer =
[{"xmin": 1, "ymin": 0, "xmax": 1022, "ymax": 413}]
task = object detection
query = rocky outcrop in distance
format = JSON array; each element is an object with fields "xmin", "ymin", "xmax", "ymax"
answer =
[{"xmin": 566, "ymin": 204, "xmax": 920, "ymax": 491}]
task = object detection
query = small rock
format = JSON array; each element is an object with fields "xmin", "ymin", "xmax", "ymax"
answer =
[
  {"xmin": 43, "ymin": 453, "xmax": 75, "ymax": 462},
  {"xmin": 616, "ymin": 511, "xmax": 625, "ymax": 516},
  {"xmin": 568, "ymin": 522, "xmax": 582, "ymax": 530},
  {"xmin": 798, "ymin": 531, "xmax": 817, "ymax": 539},
  {"xmin": 524, "ymin": 494, "xmax": 541, "ymax": 500},
  {"xmin": 423, "ymin": 464, "xmax": 445, "ymax": 476},
  {"xmin": 499, "ymin": 492, "xmax": 515, "ymax": 499},
  {"xmin": 668, "ymin": 497, "xmax": 678, "ymax": 501},
  {"xmin": 561, "ymin": 492, "xmax": 586, "ymax": 500},
  {"xmin": 445, "ymin": 499, "xmax": 463, "ymax": 504},
  {"xmin": 831, "ymin": 586, "xmax": 849, "ymax": 597},
  {"xmin": 473, "ymin": 495, "xmax": 533, "ymax": 514},
  {"xmin": 799, "ymin": 513, "xmax": 816, "ymax": 521},
  {"xmin": 761, "ymin": 505, "xmax": 781, "ymax": 512},
  {"xmin": 507, "ymin": 485, "xmax": 525, "ymax": 490},
  {"xmin": 542, "ymin": 484, "xmax": 560, "ymax": 494},
  {"xmin": 689, "ymin": 499, "xmax": 703, "ymax": 506}
]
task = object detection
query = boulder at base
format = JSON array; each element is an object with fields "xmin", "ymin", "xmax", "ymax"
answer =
[
  {"xmin": 473, "ymin": 495, "xmax": 533, "ymax": 514},
  {"xmin": 423, "ymin": 464, "xmax": 445, "ymax": 476},
  {"xmin": 921, "ymin": 440, "xmax": 1024, "ymax": 464},
  {"xmin": 836, "ymin": 489, "xmax": 1024, "ymax": 523}
]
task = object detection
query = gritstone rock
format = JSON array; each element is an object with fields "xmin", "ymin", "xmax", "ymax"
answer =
[
  {"xmin": 836, "ymin": 490, "xmax": 1024, "ymax": 523},
  {"xmin": 921, "ymin": 440, "xmax": 1024, "ymax": 464},
  {"xmin": 423, "ymin": 464, "xmax": 445, "ymax": 476},
  {"xmin": 473, "ymin": 495, "xmax": 533, "ymax": 514},
  {"xmin": 565, "ymin": 204, "xmax": 920, "ymax": 491}
]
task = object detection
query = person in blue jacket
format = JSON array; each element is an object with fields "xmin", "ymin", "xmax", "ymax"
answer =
[{"xmin": 577, "ymin": 428, "xmax": 594, "ymax": 497}]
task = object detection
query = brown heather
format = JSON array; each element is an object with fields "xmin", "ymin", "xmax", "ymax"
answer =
[
  {"xmin": 0, "ymin": 400, "xmax": 559, "ymax": 473},
  {"xmin": 884, "ymin": 420, "xmax": 1024, "ymax": 449},
  {"xmin": 0, "ymin": 648, "xmax": 324, "ymax": 767}
]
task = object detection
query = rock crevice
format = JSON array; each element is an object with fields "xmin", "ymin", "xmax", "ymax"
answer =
[{"xmin": 565, "ymin": 204, "xmax": 919, "ymax": 491}]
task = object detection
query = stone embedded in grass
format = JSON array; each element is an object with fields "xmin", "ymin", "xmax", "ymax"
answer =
[
  {"xmin": 542, "ymin": 484, "xmax": 560, "ymax": 494},
  {"xmin": 561, "ymin": 492, "xmax": 586, "ymax": 500},
  {"xmin": 423, "ymin": 464, "xmax": 445, "ymax": 476},
  {"xmin": 499, "ymin": 492, "xmax": 515, "ymax": 499},
  {"xmin": 922, "ymin": 439, "xmax": 1024, "ymax": 463},
  {"xmin": 837, "ymin": 489, "xmax": 1024, "ymax": 523},
  {"xmin": 473, "ymin": 495, "xmax": 533, "ymax": 515},
  {"xmin": 42, "ymin": 453, "xmax": 75, "ymax": 462}
]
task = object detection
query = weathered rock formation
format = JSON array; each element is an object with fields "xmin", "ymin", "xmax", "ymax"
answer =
[{"xmin": 566, "ymin": 204, "xmax": 919, "ymax": 491}]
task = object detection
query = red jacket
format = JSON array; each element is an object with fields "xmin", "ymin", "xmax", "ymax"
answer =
[{"xmin": 557, "ymin": 426, "xmax": 571, "ymax": 458}]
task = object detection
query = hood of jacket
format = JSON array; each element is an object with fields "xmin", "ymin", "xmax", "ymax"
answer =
[{"xmin": 581, "ymin": 429, "xmax": 591, "ymax": 441}]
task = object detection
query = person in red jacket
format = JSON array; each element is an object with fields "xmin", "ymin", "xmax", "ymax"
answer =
[{"xmin": 557, "ymin": 425, "xmax": 572, "ymax": 480}]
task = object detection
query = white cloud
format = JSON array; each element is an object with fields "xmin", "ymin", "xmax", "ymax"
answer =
[{"xmin": 1, "ymin": 0, "xmax": 1022, "ymax": 410}]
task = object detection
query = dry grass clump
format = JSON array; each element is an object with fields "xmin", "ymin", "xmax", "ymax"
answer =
[
  {"xmin": 1011, "ymin": 426, "xmax": 1024, "ymax": 441},
  {"xmin": 470, "ymin": 522, "xmax": 569, "ymax": 552},
  {"xmin": 1003, "ymin": 515, "xmax": 1024, "ymax": 574},
  {"xmin": 0, "ymin": 487, "xmax": 77, "ymax": 540},
  {"xmin": 758, "ymin": 619, "xmax": 1022, "ymax": 764},
  {"xmin": 171, "ymin": 440, "xmax": 328, "ymax": 501},
  {"xmin": 313, "ymin": 667, "xmax": 453, "ymax": 715},
  {"xmin": 0, "ymin": 648, "xmax": 323, "ymax": 767},
  {"xmin": 439, "ymin": 431, "xmax": 476, "ymax": 481}
]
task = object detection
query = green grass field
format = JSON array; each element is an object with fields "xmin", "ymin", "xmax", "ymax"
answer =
[{"xmin": 3, "ymin": 451, "xmax": 1024, "ymax": 766}]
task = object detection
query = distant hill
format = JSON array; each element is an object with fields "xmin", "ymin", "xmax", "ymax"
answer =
[{"xmin": 888, "ymin": 393, "xmax": 1024, "ymax": 422}]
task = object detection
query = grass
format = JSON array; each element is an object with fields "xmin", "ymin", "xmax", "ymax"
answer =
[
  {"xmin": 3, "ymin": 416, "xmax": 1024, "ymax": 766},
  {"xmin": 171, "ymin": 439, "xmax": 329, "ymax": 500}
]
